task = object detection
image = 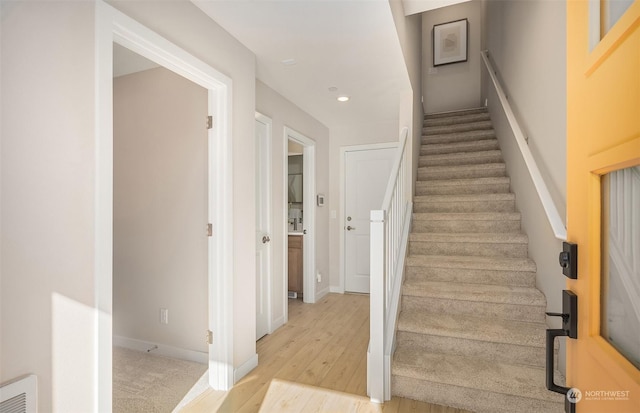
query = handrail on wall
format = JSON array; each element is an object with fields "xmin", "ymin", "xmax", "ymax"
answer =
[{"xmin": 480, "ymin": 50, "xmax": 567, "ymax": 241}]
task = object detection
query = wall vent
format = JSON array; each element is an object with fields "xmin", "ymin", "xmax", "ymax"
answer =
[{"xmin": 0, "ymin": 375, "xmax": 37, "ymax": 413}]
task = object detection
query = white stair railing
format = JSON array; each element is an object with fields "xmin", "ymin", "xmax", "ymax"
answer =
[{"xmin": 368, "ymin": 127, "xmax": 413, "ymax": 403}]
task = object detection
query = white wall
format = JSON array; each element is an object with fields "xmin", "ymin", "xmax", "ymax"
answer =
[
  {"xmin": 113, "ymin": 67, "xmax": 208, "ymax": 354},
  {"xmin": 481, "ymin": 0, "xmax": 567, "ymax": 372},
  {"xmin": 255, "ymin": 80, "xmax": 331, "ymax": 325},
  {"xmin": 1, "ymin": 3, "xmax": 97, "ymax": 411},
  {"xmin": 389, "ymin": 0, "xmax": 424, "ymax": 196},
  {"xmin": 422, "ymin": 0, "xmax": 482, "ymax": 114},
  {"xmin": 1, "ymin": 1, "xmax": 257, "ymax": 410}
]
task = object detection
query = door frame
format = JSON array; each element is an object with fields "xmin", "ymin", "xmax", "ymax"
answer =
[
  {"xmin": 96, "ymin": 3, "xmax": 234, "ymax": 409},
  {"xmin": 283, "ymin": 127, "xmax": 316, "ymax": 313},
  {"xmin": 338, "ymin": 142, "xmax": 398, "ymax": 293},
  {"xmin": 255, "ymin": 112, "xmax": 273, "ymax": 338}
]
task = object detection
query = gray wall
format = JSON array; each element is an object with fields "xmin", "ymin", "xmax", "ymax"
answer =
[
  {"xmin": 422, "ymin": 0, "xmax": 482, "ymax": 114},
  {"xmin": 113, "ymin": 67, "xmax": 208, "ymax": 354},
  {"xmin": 482, "ymin": 0, "xmax": 568, "ymax": 372}
]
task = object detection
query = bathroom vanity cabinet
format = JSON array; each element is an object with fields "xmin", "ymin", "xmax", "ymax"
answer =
[{"xmin": 288, "ymin": 235, "xmax": 303, "ymax": 297}]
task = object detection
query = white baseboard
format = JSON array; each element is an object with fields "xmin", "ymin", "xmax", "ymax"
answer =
[
  {"xmin": 315, "ymin": 286, "xmax": 330, "ymax": 300},
  {"xmin": 113, "ymin": 336, "xmax": 208, "ymax": 364},
  {"xmin": 271, "ymin": 316, "xmax": 285, "ymax": 333},
  {"xmin": 329, "ymin": 286, "xmax": 344, "ymax": 294},
  {"xmin": 234, "ymin": 353, "xmax": 258, "ymax": 383}
]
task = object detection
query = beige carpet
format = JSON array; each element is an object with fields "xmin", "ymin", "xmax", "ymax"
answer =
[{"xmin": 113, "ymin": 346, "xmax": 207, "ymax": 412}]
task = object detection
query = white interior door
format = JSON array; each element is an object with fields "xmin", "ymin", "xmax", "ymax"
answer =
[
  {"xmin": 255, "ymin": 115, "xmax": 271, "ymax": 340},
  {"xmin": 344, "ymin": 147, "xmax": 396, "ymax": 293}
]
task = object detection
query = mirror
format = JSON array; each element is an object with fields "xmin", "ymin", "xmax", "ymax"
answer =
[{"xmin": 288, "ymin": 174, "xmax": 303, "ymax": 203}]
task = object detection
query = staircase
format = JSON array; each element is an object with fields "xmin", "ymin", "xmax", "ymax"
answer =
[{"xmin": 391, "ymin": 108, "xmax": 564, "ymax": 412}]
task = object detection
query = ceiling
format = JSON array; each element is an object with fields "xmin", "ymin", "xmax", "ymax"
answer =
[{"xmin": 192, "ymin": 0, "xmax": 411, "ymax": 130}]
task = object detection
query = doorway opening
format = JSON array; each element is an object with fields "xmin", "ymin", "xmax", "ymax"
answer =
[
  {"xmin": 284, "ymin": 127, "xmax": 316, "ymax": 323},
  {"xmin": 96, "ymin": 3, "xmax": 234, "ymax": 410}
]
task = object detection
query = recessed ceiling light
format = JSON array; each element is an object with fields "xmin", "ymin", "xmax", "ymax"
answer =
[
  {"xmin": 337, "ymin": 96, "xmax": 350, "ymax": 102},
  {"xmin": 281, "ymin": 58, "xmax": 297, "ymax": 66},
  {"xmin": 328, "ymin": 86, "xmax": 338, "ymax": 92}
]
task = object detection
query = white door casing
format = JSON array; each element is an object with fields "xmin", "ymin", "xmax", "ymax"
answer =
[
  {"xmin": 283, "ymin": 127, "xmax": 316, "ymax": 312},
  {"xmin": 255, "ymin": 114, "xmax": 272, "ymax": 340},
  {"xmin": 343, "ymin": 146, "xmax": 396, "ymax": 293}
]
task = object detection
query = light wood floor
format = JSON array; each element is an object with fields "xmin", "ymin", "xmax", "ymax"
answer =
[{"xmin": 181, "ymin": 293, "xmax": 470, "ymax": 413}]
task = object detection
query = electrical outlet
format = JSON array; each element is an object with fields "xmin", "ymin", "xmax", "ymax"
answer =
[
  {"xmin": 317, "ymin": 271, "xmax": 322, "ymax": 283},
  {"xmin": 160, "ymin": 308, "xmax": 169, "ymax": 324}
]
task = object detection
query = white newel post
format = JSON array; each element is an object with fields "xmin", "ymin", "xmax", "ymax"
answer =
[{"xmin": 369, "ymin": 209, "xmax": 386, "ymax": 403}]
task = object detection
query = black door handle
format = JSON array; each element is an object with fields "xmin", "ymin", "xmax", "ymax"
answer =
[{"xmin": 546, "ymin": 328, "xmax": 570, "ymax": 395}]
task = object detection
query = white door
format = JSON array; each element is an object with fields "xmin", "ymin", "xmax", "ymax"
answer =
[
  {"xmin": 255, "ymin": 115, "xmax": 271, "ymax": 339},
  {"xmin": 344, "ymin": 147, "xmax": 396, "ymax": 293}
]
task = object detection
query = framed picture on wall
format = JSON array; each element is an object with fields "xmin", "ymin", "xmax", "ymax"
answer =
[{"xmin": 433, "ymin": 18, "xmax": 468, "ymax": 66}]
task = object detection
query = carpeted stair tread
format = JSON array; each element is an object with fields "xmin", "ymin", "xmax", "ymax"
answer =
[
  {"xmin": 414, "ymin": 193, "xmax": 515, "ymax": 213},
  {"xmin": 424, "ymin": 108, "xmax": 488, "ymax": 120},
  {"xmin": 405, "ymin": 254, "xmax": 536, "ymax": 273},
  {"xmin": 424, "ymin": 112, "xmax": 491, "ymax": 127},
  {"xmin": 418, "ymin": 163, "xmax": 506, "ymax": 180},
  {"xmin": 419, "ymin": 149, "xmax": 502, "ymax": 166},
  {"xmin": 413, "ymin": 211, "xmax": 521, "ymax": 221},
  {"xmin": 392, "ymin": 349, "xmax": 564, "ymax": 404},
  {"xmin": 396, "ymin": 312, "xmax": 546, "ymax": 353},
  {"xmin": 422, "ymin": 130, "xmax": 496, "ymax": 145},
  {"xmin": 409, "ymin": 232, "xmax": 527, "ymax": 244},
  {"xmin": 415, "ymin": 176, "xmax": 511, "ymax": 195},
  {"xmin": 424, "ymin": 120, "xmax": 493, "ymax": 135},
  {"xmin": 420, "ymin": 139, "xmax": 499, "ymax": 155},
  {"xmin": 414, "ymin": 193, "xmax": 515, "ymax": 204},
  {"xmin": 402, "ymin": 280, "xmax": 546, "ymax": 307}
]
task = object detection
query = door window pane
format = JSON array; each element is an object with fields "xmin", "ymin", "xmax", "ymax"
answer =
[{"xmin": 601, "ymin": 166, "xmax": 640, "ymax": 369}]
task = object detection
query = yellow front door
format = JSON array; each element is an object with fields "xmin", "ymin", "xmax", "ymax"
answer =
[{"xmin": 567, "ymin": 1, "xmax": 640, "ymax": 412}]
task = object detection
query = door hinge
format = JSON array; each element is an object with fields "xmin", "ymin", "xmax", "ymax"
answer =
[
  {"xmin": 207, "ymin": 115, "xmax": 213, "ymax": 130},
  {"xmin": 207, "ymin": 223, "xmax": 213, "ymax": 237},
  {"xmin": 206, "ymin": 330, "xmax": 213, "ymax": 344}
]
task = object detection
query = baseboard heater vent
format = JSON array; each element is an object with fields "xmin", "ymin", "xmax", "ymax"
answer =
[{"xmin": 0, "ymin": 375, "xmax": 37, "ymax": 413}]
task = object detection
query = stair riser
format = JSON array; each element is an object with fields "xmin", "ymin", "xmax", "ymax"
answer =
[
  {"xmin": 421, "ymin": 141, "xmax": 499, "ymax": 156},
  {"xmin": 396, "ymin": 331, "xmax": 548, "ymax": 368},
  {"xmin": 424, "ymin": 121, "xmax": 493, "ymax": 135},
  {"xmin": 414, "ymin": 200, "xmax": 515, "ymax": 213},
  {"xmin": 419, "ymin": 152, "xmax": 502, "ymax": 167},
  {"xmin": 418, "ymin": 166, "xmax": 506, "ymax": 180},
  {"xmin": 422, "ymin": 131, "xmax": 496, "ymax": 145},
  {"xmin": 391, "ymin": 376, "xmax": 564, "ymax": 413},
  {"xmin": 425, "ymin": 108, "xmax": 488, "ymax": 120},
  {"xmin": 415, "ymin": 182, "xmax": 510, "ymax": 196},
  {"xmin": 401, "ymin": 295, "xmax": 545, "ymax": 323},
  {"xmin": 412, "ymin": 219, "xmax": 520, "ymax": 233},
  {"xmin": 409, "ymin": 240, "xmax": 528, "ymax": 258},
  {"xmin": 405, "ymin": 266, "xmax": 535, "ymax": 287},
  {"xmin": 424, "ymin": 113, "xmax": 490, "ymax": 127}
]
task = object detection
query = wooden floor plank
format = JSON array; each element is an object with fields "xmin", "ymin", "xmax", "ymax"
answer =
[{"xmin": 180, "ymin": 293, "xmax": 470, "ymax": 413}]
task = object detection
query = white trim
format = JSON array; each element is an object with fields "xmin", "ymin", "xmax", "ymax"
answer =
[
  {"xmin": 95, "ymin": 5, "xmax": 234, "ymax": 410},
  {"xmin": 234, "ymin": 353, "xmax": 259, "ymax": 383},
  {"xmin": 113, "ymin": 336, "xmax": 208, "ymax": 364},
  {"xmin": 284, "ymin": 127, "xmax": 317, "ymax": 304},
  {"xmin": 338, "ymin": 142, "xmax": 399, "ymax": 294},
  {"xmin": 315, "ymin": 286, "xmax": 330, "ymax": 300},
  {"xmin": 255, "ymin": 112, "xmax": 273, "ymax": 336},
  {"xmin": 481, "ymin": 50, "xmax": 567, "ymax": 240}
]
